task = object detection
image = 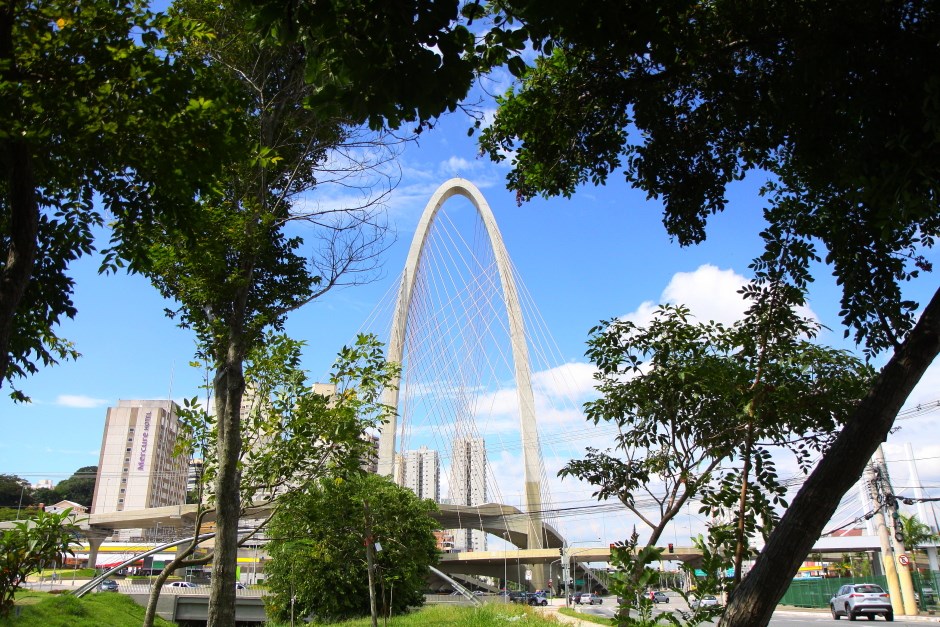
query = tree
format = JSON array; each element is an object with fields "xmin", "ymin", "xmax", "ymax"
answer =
[
  {"xmin": 561, "ymin": 305, "xmax": 872, "ymax": 586},
  {"xmin": 141, "ymin": 333, "xmax": 396, "ymax": 627},
  {"xmin": 477, "ymin": 1, "xmax": 940, "ymax": 623},
  {"xmin": 137, "ymin": 2, "xmax": 396, "ymax": 622},
  {"xmin": 53, "ymin": 466, "xmax": 96, "ymax": 507},
  {"xmin": 265, "ymin": 472, "xmax": 440, "ymax": 623},
  {"xmin": 0, "ymin": 0, "xmax": 243, "ymax": 400},
  {"xmin": 899, "ymin": 513, "xmax": 940, "ymax": 575},
  {"xmin": 0, "ymin": 509, "xmax": 76, "ymax": 617},
  {"xmin": 0, "ymin": 474, "xmax": 31, "ymax": 509}
]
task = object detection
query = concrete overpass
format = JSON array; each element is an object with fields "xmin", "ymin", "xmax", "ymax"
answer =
[{"xmin": 25, "ymin": 500, "xmax": 568, "ymax": 567}]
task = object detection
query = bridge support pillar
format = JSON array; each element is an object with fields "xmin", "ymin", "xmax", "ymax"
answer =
[{"xmin": 86, "ymin": 536, "xmax": 105, "ymax": 570}]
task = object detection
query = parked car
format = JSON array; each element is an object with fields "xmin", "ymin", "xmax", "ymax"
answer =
[
  {"xmin": 528, "ymin": 592, "xmax": 549, "ymax": 606},
  {"xmin": 235, "ymin": 582, "xmax": 246, "ymax": 590},
  {"xmin": 166, "ymin": 581, "xmax": 197, "ymax": 589},
  {"xmin": 830, "ymin": 583, "xmax": 893, "ymax": 621},
  {"xmin": 580, "ymin": 592, "xmax": 603, "ymax": 605},
  {"xmin": 691, "ymin": 594, "xmax": 719, "ymax": 609},
  {"xmin": 651, "ymin": 591, "xmax": 669, "ymax": 604},
  {"xmin": 99, "ymin": 579, "xmax": 119, "ymax": 592}
]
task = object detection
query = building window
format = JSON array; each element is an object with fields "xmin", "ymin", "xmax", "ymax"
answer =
[
  {"xmin": 123, "ymin": 467, "xmax": 128, "ymax": 473},
  {"xmin": 118, "ymin": 498, "xmax": 124, "ymax": 503},
  {"xmin": 121, "ymin": 478, "xmax": 126, "ymax": 483},
  {"xmin": 126, "ymin": 447, "xmax": 131, "ymax": 452}
]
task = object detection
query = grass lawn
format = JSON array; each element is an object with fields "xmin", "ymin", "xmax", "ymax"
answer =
[
  {"xmin": 267, "ymin": 603, "xmax": 565, "ymax": 626},
  {"xmin": 558, "ymin": 607, "xmax": 615, "ymax": 625},
  {"xmin": 1, "ymin": 591, "xmax": 175, "ymax": 627}
]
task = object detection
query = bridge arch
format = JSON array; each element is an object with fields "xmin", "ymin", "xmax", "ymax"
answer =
[{"xmin": 376, "ymin": 178, "xmax": 545, "ymax": 551}]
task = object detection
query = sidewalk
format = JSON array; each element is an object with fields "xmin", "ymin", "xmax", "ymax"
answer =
[
  {"xmin": 776, "ymin": 605, "xmax": 940, "ymax": 623},
  {"xmin": 536, "ymin": 601, "xmax": 597, "ymax": 626}
]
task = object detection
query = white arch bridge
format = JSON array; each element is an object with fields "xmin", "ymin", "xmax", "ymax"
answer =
[{"xmin": 372, "ymin": 178, "xmax": 566, "ymax": 589}]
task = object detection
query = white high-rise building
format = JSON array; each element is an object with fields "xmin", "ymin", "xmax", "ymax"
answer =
[
  {"xmin": 91, "ymin": 400, "xmax": 189, "ymax": 541},
  {"xmin": 400, "ymin": 446, "xmax": 440, "ymax": 502},
  {"xmin": 449, "ymin": 436, "xmax": 487, "ymax": 552}
]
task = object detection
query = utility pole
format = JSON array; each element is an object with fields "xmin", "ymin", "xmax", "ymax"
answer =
[
  {"xmin": 872, "ymin": 446, "xmax": 919, "ymax": 615},
  {"xmin": 866, "ymin": 459, "xmax": 904, "ymax": 615}
]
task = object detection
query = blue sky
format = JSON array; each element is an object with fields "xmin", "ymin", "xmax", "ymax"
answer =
[{"xmin": 3, "ymin": 65, "xmax": 939, "ymax": 547}]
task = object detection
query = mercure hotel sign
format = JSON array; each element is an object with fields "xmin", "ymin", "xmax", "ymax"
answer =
[{"xmin": 137, "ymin": 411, "xmax": 152, "ymax": 471}]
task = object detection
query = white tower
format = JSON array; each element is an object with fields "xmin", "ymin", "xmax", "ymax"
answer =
[
  {"xmin": 450, "ymin": 436, "xmax": 487, "ymax": 552},
  {"xmin": 401, "ymin": 446, "xmax": 440, "ymax": 502}
]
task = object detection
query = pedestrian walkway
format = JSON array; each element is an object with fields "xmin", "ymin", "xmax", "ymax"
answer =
[{"xmin": 534, "ymin": 600, "xmax": 601, "ymax": 626}]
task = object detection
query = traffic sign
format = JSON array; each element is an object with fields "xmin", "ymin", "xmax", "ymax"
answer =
[{"xmin": 898, "ymin": 554, "xmax": 911, "ymax": 567}]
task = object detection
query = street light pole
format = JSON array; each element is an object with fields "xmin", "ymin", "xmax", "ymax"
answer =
[
  {"xmin": 14, "ymin": 483, "xmax": 26, "ymax": 521},
  {"xmin": 565, "ymin": 538, "xmax": 600, "ymax": 606},
  {"xmin": 502, "ymin": 532, "xmax": 509, "ymax": 596}
]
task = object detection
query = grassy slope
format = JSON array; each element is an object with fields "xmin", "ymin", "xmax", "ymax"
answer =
[
  {"xmin": 2, "ymin": 592, "xmax": 175, "ymax": 627},
  {"xmin": 268, "ymin": 603, "xmax": 565, "ymax": 626}
]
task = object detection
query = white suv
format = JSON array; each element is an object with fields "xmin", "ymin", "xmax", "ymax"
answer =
[
  {"xmin": 579, "ymin": 593, "xmax": 602, "ymax": 605},
  {"xmin": 830, "ymin": 583, "xmax": 893, "ymax": 621}
]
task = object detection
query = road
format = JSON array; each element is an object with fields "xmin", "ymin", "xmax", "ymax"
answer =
[{"xmin": 569, "ymin": 596, "xmax": 933, "ymax": 626}]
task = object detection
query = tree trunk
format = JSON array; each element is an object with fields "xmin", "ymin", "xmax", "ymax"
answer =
[
  {"xmin": 207, "ymin": 345, "xmax": 245, "ymax": 627},
  {"xmin": 0, "ymin": 6, "xmax": 39, "ymax": 388},
  {"xmin": 732, "ymin": 427, "xmax": 753, "ymax": 586},
  {"xmin": 143, "ymin": 543, "xmax": 196, "ymax": 627},
  {"xmin": 719, "ymin": 287, "xmax": 940, "ymax": 626},
  {"xmin": 364, "ymin": 501, "xmax": 378, "ymax": 627}
]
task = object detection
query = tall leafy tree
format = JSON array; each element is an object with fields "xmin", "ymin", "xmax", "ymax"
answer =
[
  {"xmin": 476, "ymin": 1, "xmax": 940, "ymax": 623},
  {"xmin": 562, "ymin": 305, "xmax": 872, "ymax": 590},
  {"xmin": 0, "ymin": 0, "xmax": 243, "ymax": 400},
  {"xmin": 53, "ymin": 466, "xmax": 97, "ymax": 507},
  {"xmin": 140, "ymin": 1, "xmax": 395, "ymax": 623},
  {"xmin": 0, "ymin": 474, "xmax": 31, "ymax": 508},
  {"xmin": 141, "ymin": 334, "xmax": 396, "ymax": 627},
  {"xmin": 265, "ymin": 472, "xmax": 440, "ymax": 623}
]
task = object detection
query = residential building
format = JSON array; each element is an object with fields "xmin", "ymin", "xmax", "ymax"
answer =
[
  {"xmin": 449, "ymin": 436, "xmax": 487, "ymax": 552},
  {"xmin": 400, "ymin": 446, "xmax": 440, "ymax": 502},
  {"xmin": 45, "ymin": 499, "xmax": 88, "ymax": 515},
  {"xmin": 187, "ymin": 458, "xmax": 204, "ymax": 495}
]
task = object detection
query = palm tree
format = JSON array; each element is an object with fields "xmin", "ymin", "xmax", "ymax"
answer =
[{"xmin": 899, "ymin": 513, "xmax": 939, "ymax": 575}]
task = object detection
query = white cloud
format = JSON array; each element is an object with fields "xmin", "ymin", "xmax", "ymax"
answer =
[
  {"xmin": 531, "ymin": 362, "xmax": 597, "ymax": 400},
  {"xmin": 56, "ymin": 395, "xmax": 108, "ymax": 409},
  {"xmin": 440, "ymin": 156, "xmax": 482, "ymax": 177},
  {"xmin": 622, "ymin": 264, "xmax": 818, "ymax": 327},
  {"xmin": 661, "ymin": 265, "xmax": 749, "ymax": 324}
]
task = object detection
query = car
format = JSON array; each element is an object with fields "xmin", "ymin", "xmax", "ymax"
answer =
[
  {"xmin": 235, "ymin": 582, "xmax": 246, "ymax": 590},
  {"xmin": 691, "ymin": 594, "xmax": 719, "ymax": 610},
  {"xmin": 99, "ymin": 579, "xmax": 119, "ymax": 592},
  {"xmin": 830, "ymin": 583, "xmax": 893, "ymax": 621},
  {"xmin": 528, "ymin": 592, "xmax": 549, "ymax": 606},
  {"xmin": 166, "ymin": 581, "xmax": 197, "ymax": 589},
  {"xmin": 651, "ymin": 591, "xmax": 669, "ymax": 604},
  {"xmin": 580, "ymin": 592, "xmax": 603, "ymax": 605},
  {"xmin": 569, "ymin": 592, "xmax": 583, "ymax": 605}
]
